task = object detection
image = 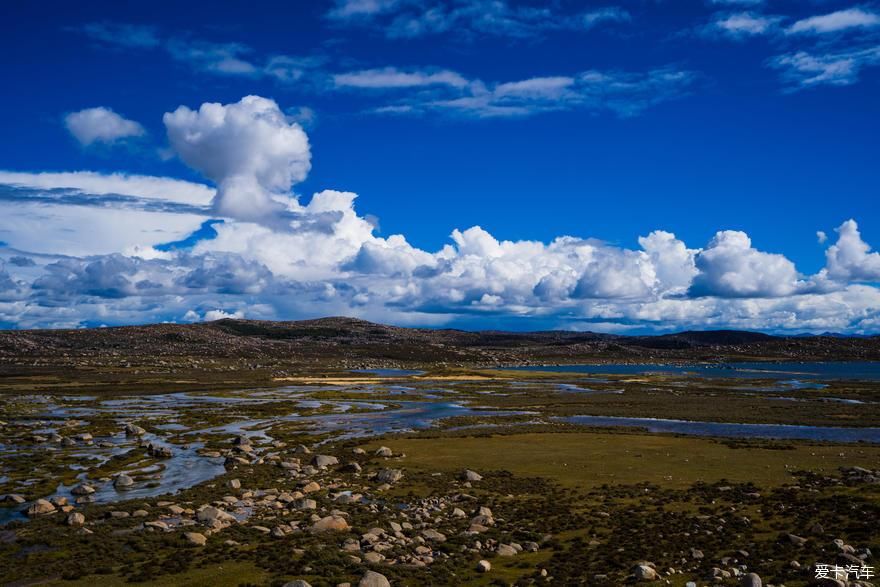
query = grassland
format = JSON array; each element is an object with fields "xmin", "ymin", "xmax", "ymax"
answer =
[
  {"xmin": 370, "ymin": 431, "xmax": 880, "ymax": 489},
  {"xmin": 0, "ymin": 357, "xmax": 878, "ymax": 586}
]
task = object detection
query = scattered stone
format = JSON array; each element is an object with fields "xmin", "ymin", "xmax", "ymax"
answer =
[
  {"xmin": 196, "ymin": 506, "xmax": 236, "ymax": 525},
  {"xmin": 358, "ymin": 570, "xmax": 391, "ymax": 587},
  {"xmin": 375, "ymin": 446, "xmax": 393, "ymax": 458},
  {"xmin": 114, "ymin": 474, "xmax": 134, "ymax": 489},
  {"xmin": 148, "ymin": 443, "xmax": 173, "ymax": 458},
  {"xmin": 302, "ymin": 481, "xmax": 321, "ymax": 493},
  {"xmin": 422, "ymin": 529, "xmax": 447, "ymax": 542},
  {"xmin": 67, "ymin": 512, "xmax": 85, "ymax": 526},
  {"xmin": 496, "ymin": 544, "xmax": 517, "ymax": 557},
  {"xmin": 71, "ymin": 484, "xmax": 95, "ymax": 496},
  {"xmin": 363, "ymin": 552, "xmax": 385, "ymax": 564},
  {"xmin": 786, "ymin": 533, "xmax": 807, "ymax": 546},
  {"xmin": 125, "ymin": 423, "xmax": 146, "ymax": 436},
  {"xmin": 740, "ymin": 573, "xmax": 762, "ymax": 587},
  {"xmin": 283, "ymin": 581, "xmax": 312, "ymax": 587},
  {"xmin": 376, "ymin": 468, "xmax": 403, "ymax": 484},
  {"xmin": 310, "ymin": 515, "xmax": 349, "ymax": 533},
  {"xmin": 227, "ymin": 479, "xmax": 241, "ymax": 490},
  {"xmin": 3, "ymin": 494, "xmax": 25, "ymax": 504},
  {"xmin": 477, "ymin": 559, "xmax": 491, "ymax": 573},
  {"xmin": 184, "ymin": 532, "xmax": 207, "ymax": 546},
  {"xmin": 461, "ymin": 469, "xmax": 483, "ymax": 482},
  {"xmin": 312, "ymin": 455, "xmax": 339, "ymax": 468},
  {"xmin": 632, "ymin": 563, "xmax": 658, "ymax": 581},
  {"xmin": 27, "ymin": 499, "xmax": 56, "ymax": 516}
]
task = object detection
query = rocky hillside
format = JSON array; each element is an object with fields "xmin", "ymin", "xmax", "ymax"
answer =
[{"xmin": 1, "ymin": 317, "xmax": 879, "ymax": 368}]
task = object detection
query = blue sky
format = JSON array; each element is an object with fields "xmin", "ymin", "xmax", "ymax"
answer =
[{"xmin": 1, "ymin": 0, "xmax": 879, "ymax": 332}]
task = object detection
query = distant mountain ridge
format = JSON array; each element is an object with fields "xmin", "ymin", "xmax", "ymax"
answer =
[{"xmin": 1, "ymin": 317, "xmax": 878, "ymax": 366}]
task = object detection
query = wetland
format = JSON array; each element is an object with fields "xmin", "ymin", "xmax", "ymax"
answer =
[{"xmin": 0, "ymin": 319, "xmax": 878, "ymax": 586}]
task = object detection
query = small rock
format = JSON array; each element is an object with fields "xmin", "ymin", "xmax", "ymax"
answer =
[
  {"xmin": 786, "ymin": 533, "xmax": 807, "ymax": 546},
  {"xmin": 27, "ymin": 499, "xmax": 56, "ymax": 516},
  {"xmin": 114, "ymin": 474, "xmax": 134, "ymax": 489},
  {"xmin": 358, "ymin": 570, "xmax": 390, "ymax": 587},
  {"xmin": 376, "ymin": 468, "xmax": 403, "ymax": 484},
  {"xmin": 341, "ymin": 462, "xmax": 362, "ymax": 473},
  {"xmin": 184, "ymin": 532, "xmax": 207, "ymax": 546},
  {"xmin": 363, "ymin": 552, "xmax": 385, "ymax": 563},
  {"xmin": 422, "ymin": 529, "xmax": 446, "ymax": 542},
  {"xmin": 283, "ymin": 581, "xmax": 312, "ymax": 587},
  {"xmin": 71, "ymin": 484, "xmax": 95, "ymax": 496},
  {"xmin": 125, "ymin": 423, "xmax": 146, "ymax": 436},
  {"xmin": 496, "ymin": 544, "xmax": 517, "ymax": 557},
  {"xmin": 196, "ymin": 506, "xmax": 236, "ymax": 525},
  {"xmin": 310, "ymin": 515, "xmax": 349, "ymax": 533},
  {"xmin": 461, "ymin": 469, "xmax": 483, "ymax": 482},
  {"xmin": 632, "ymin": 563, "xmax": 657, "ymax": 581},
  {"xmin": 375, "ymin": 446, "xmax": 393, "ymax": 457},
  {"xmin": 311, "ymin": 455, "xmax": 339, "ymax": 468},
  {"xmin": 67, "ymin": 512, "xmax": 85, "ymax": 526},
  {"xmin": 477, "ymin": 559, "xmax": 491, "ymax": 572},
  {"xmin": 293, "ymin": 498, "xmax": 317, "ymax": 510},
  {"xmin": 740, "ymin": 573, "xmax": 762, "ymax": 587}
]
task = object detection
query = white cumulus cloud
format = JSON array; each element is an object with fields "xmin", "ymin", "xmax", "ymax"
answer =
[
  {"xmin": 64, "ymin": 107, "xmax": 145, "ymax": 146},
  {"xmin": 3, "ymin": 95, "xmax": 880, "ymax": 334},
  {"xmin": 690, "ymin": 230, "xmax": 804, "ymax": 297},
  {"xmin": 164, "ymin": 96, "xmax": 311, "ymax": 223},
  {"xmin": 824, "ymin": 219, "xmax": 880, "ymax": 282}
]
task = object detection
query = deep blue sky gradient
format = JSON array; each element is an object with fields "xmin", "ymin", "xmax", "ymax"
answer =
[{"xmin": 2, "ymin": 0, "xmax": 878, "ymax": 276}]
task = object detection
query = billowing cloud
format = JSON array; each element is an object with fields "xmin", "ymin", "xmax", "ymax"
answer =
[
  {"xmin": 824, "ymin": 219, "xmax": 880, "ymax": 282},
  {"xmin": 690, "ymin": 230, "xmax": 804, "ymax": 298},
  {"xmin": 2, "ymin": 95, "xmax": 880, "ymax": 333},
  {"xmin": 64, "ymin": 107, "xmax": 145, "ymax": 146},
  {"xmin": 163, "ymin": 96, "xmax": 311, "ymax": 222}
]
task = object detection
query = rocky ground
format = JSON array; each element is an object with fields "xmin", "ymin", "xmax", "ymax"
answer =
[
  {"xmin": 0, "ymin": 319, "xmax": 879, "ymax": 585},
  {"xmin": 2, "ymin": 423, "xmax": 878, "ymax": 586}
]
